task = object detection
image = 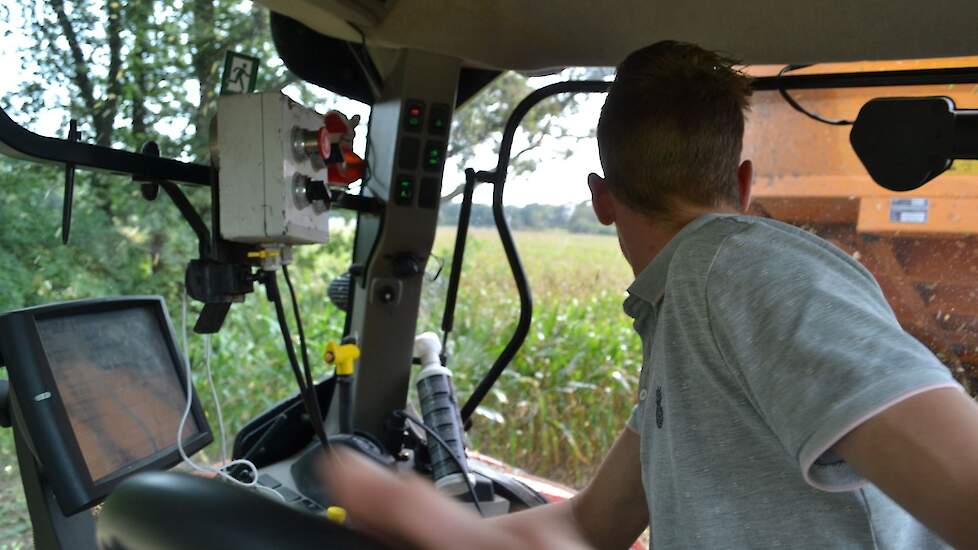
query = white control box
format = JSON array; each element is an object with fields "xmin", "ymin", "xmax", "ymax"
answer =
[{"xmin": 216, "ymin": 92, "xmax": 329, "ymax": 244}]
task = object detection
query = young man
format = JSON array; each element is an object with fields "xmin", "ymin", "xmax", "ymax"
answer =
[{"xmin": 325, "ymin": 41, "xmax": 978, "ymax": 549}]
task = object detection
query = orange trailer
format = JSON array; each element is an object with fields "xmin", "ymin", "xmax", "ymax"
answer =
[{"xmin": 746, "ymin": 58, "xmax": 978, "ymax": 387}]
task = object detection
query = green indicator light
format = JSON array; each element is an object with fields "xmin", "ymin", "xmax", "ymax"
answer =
[
  {"xmin": 408, "ymin": 117, "xmax": 420, "ymax": 126},
  {"xmin": 435, "ymin": 120, "xmax": 444, "ymax": 127}
]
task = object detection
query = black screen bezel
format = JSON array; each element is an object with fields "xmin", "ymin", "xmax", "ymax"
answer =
[{"xmin": 0, "ymin": 296, "xmax": 212, "ymax": 514}]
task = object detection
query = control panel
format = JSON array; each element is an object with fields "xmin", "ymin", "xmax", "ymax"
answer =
[
  {"xmin": 392, "ymin": 98, "xmax": 451, "ymax": 209},
  {"xmin": 345, "ymin": 51, "xmax": 461, "ymax": 449},
  {"xmin": 216, "ymin": 92, "xmax": 331, "ymax": 245}
]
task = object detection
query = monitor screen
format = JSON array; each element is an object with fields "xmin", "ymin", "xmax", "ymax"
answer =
[{"xmin": 35, "ymin": 305, "xmax": 200, "ymax": 483}]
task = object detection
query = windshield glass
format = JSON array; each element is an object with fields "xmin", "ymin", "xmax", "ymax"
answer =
[
  {"xmin": 428, "ymin": 58, "xmax": 978, "ymax": 488},
  {"xmin": 744, "ymin": 71, "xmax": 978, "ymax": 394}
]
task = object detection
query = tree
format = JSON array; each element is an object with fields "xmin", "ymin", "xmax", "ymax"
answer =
[{"xmin": 442, "ymin": 68, "xmax": 613, "ymax": 202}]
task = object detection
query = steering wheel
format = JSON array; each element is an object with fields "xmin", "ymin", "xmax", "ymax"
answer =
[{"xmin": 96, "ymin": 472, "xmax": 391, "ymax": 550}]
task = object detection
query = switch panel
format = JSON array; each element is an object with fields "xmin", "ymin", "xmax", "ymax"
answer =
[
  {"xmin": 397, "ymin": 136, "xmax": 421, "ymax": 170},
  {"xmin": 404, "ymin": 100, "xmax": 425, "ymax": 132},
  {"xmin": 422, "ymin": 140, "xmax": 446, "ymax": 173},
  {"xmin": 418, "ymin": 178, "xmax": 440, "ymax": 209},
  {"xmin": 216, "ymin": 92, "xmax": 329, "ymax": 244},
  {"xmin": 428, "ymin": 103, "xmax": 450, "ymax": 136},
  {"xmin": 394, "ymin": 175, "xmax": 415, "ymax": 205}
]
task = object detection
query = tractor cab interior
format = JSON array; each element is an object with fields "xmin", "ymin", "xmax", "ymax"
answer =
[{"xmin": 1, "ymin": 1, "xmax": 978, "ymax": 549}]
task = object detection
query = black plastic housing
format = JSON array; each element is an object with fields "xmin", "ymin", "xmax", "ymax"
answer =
[
  {"xmin": 0, "ymin": 296, "xmax": 212, "ymax": 515},
  {"xmin": 851, "ymin": 96, "xmax": 978, "ymax": 191}
]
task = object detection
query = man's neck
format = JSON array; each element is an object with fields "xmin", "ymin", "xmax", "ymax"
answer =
[{"xmin": 617, "ymin": 204, "xmax": 739, "ymax": 276}]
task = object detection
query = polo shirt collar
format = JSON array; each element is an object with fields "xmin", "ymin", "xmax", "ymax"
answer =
[{"xmin": 624, "ymin": 213, "xmax": 730, "ymax": 317}]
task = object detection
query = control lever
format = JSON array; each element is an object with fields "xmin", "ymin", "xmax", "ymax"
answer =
[
  {"xmin": 324, "ymin": 338, "xmax": 360, "ymax": 434},
  {"xmin": 413, "ymin": 333, "xmax": 471, "ymax": 497}
]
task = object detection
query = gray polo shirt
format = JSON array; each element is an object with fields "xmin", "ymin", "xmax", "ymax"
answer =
[{"xmin": 625, "ymin": 213, "xmax": 960, "ymax": 548}]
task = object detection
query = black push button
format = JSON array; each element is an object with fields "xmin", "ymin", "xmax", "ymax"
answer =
[
  {"xmin": 428, "ymin": 103, "xmax": 450, "ymax": 136},
  {"xmin": 419, "ymin": 178, "xmax": 440, "ymax": 210},
  {"xmin": 398, "ymin": 136, "xmax": 420, "ymax": 170},
  {"xmin": 277, "ymin": 486, "xmax": 302, "ymax": 502},
  {"xmin": 404, "ymin": 100, "xmax": 425, "ymax": 132},
  {"xmin": 423, "ymin": 140, "xmax": 446, "ymax": 173},
  {"xmin": 394, "ymin": 175, "xmax": 415, "ymax": 206},
  {"xmin": 257, "ymin": 474, "xmax": 281, "ymax": 489}
]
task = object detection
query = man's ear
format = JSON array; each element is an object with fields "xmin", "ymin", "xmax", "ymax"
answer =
[
  {"xmin": 737, "ymin": 160, "xmax": 753, "ymax": 213},
  {"xmin": 588, "ymin": 172, "xmax": 615, "ymax": 226}
]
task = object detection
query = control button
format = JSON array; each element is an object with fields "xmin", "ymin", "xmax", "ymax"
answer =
[
  {"xmin": 326, "ymin": 506, "xmax": 348, "ymax": 525},
  {"xmin": 404, "ymin": 100, "xmax": 425, "ymax": 132},
  {"xmin": 277, "ymin": 486, "xmax": 302, "ymax": 502},
  {"xmin": 423, "ymin": 140, "xmax": 446, "ymax": 173},
  {"xmin": 428, "ymin": 103, "xmax": 450, "ymax": 136},
  {"xmin": 394, "ymin": 175, "xmax": 415, "ymax": 206},
  {"xmin": 419, "ymin": 178, "xmax": 440, "ymax": 210},
  {"xmin": 257, "ymin": 474, "xmax": 281, "ymax": 489},
  {"xmin": 398, "ymin": 136, "xmax": 420, "ymax": 170}
]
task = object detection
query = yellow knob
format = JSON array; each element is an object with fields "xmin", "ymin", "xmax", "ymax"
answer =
[
  {"xmin": 326, "ymin": 506, "xmax": 347, "ymax": 525},
  {"xmin": 324, "ymin": 341, "xmax": 360, "ymax": 376},
  {"xmin": 246, "ymin": 249, "xmax": 280, "ymax": 259}
]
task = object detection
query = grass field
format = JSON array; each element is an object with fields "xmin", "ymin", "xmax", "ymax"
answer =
[{"xmin": 0, "ymin": 227, "xmax": 640, "ymax": 548}]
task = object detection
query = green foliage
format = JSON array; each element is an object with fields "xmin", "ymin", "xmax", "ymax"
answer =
[
  {"xmin": 0, "ymin": 2, "xmax": 622, "ymax": 547},
  {"xmin": 420, "ymin": 229, "xmax": 638, "ymax": 486}
]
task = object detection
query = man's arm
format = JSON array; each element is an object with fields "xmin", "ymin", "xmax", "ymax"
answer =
[
  {"xmin": 489, "ymin": 427, "xmax": 649, "ymax": 550},
  {"xmin": 323, "ymin": 427, "xmax": 648, "ymax": 549},
  {"xmin": 834, "ymin": 387, "xmax": 978, "ymax": 549}
]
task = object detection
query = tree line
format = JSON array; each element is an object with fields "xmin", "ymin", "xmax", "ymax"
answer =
[{"xmin": 438, "ymin": 201, "xmax": 614, "ymax": 234}]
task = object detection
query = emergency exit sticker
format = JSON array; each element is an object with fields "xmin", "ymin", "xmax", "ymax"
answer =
[
  {"xmin": 220, "ymin": 51, "xmax": 259, "ymax": 95},
  {"xmin": 889, "ymin": 198, "xmax": 929, "ymax": 224}
]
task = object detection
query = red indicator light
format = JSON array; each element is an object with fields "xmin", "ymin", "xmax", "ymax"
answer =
[{"xmin": 409, "ymin": 107, "xmax": 421, "ymax": 116}]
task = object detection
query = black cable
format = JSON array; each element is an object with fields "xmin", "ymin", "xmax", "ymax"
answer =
[
  {"xmin": 346, "ymin": 22, "xmax": 382, "ymax": 101},
  {"xmin": 281, "ymin": 265, "xmax": 332, "ymax": 448},
  {"xmin": 282, "ymin": 265, "xmax": 316, "ymax": 398},
  {"xmin": 393, "ymin": 410, "xmax": 484, "ymax": 517},
  {"xmin": 264, "ymin": 270, "xmax": 331, "ymax": 451},
  {"xmin": 777, "ymin": 65, "xmax": 853, "ymax": 126}
]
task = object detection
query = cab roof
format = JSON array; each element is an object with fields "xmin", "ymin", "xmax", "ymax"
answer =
[{"xmin": 259, "ymin": 0, "xmax": 978, "ymax": 70}]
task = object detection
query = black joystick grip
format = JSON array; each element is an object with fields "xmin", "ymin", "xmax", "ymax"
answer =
[
  {"xmin": 417, "ymin": 371, "xmax": 467, "ymax": 482},
  {"xmin": 96, "ymin": 472, "xmax": 391, "ymax": 550}
]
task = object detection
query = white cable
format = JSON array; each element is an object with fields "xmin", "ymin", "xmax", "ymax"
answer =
[
  {"xmin": 203, "ymin": 335, "xmax": 227, "ymax": 465},
  {"xmin": 177, "ymin": 290, "xmax": 285, "ymax": 502}
]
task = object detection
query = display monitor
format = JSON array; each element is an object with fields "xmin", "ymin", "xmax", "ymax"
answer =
[{"xmin": 0, "ymin": 296, "xmax": 212, "ymax": 514}]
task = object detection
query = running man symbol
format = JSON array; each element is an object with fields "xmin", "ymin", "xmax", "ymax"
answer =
[{"xmin": 220, "ymin": 52, "xmax": 259, "ymax": 95}]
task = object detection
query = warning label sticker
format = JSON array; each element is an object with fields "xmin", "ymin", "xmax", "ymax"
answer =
[{"xmin": 889, "ymin": 198, "xmax": 929, "ymax": 224}]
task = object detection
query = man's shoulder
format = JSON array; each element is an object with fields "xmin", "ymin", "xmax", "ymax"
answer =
[{"xmin": 672, "ymin": 214, "xmax": 875, "ymax": 289}]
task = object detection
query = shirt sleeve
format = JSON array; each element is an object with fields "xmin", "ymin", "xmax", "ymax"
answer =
[{"xmin": 706, "ymin": 223, "xmax": 960, "ymax": 492}]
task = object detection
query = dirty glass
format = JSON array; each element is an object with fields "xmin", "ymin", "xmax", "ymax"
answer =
[{"xmin": 743, "ymin": 59, "xmax": 978, "ymax": 393}]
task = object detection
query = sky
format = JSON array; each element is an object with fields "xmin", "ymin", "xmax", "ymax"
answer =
[{"xmin": 0, "ymin": 5, "xmax": 606, "ymax": 207}]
